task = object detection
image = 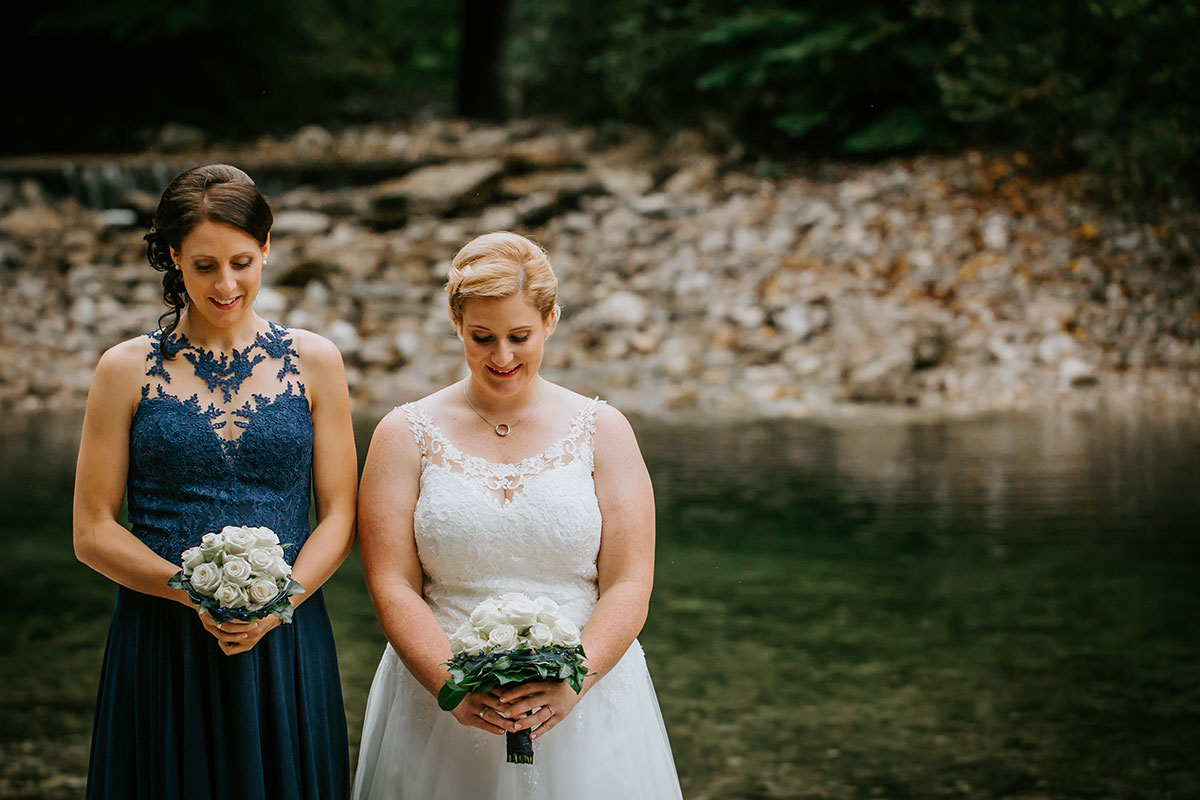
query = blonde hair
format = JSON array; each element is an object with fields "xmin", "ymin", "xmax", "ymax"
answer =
[{"xmin": 445, "ymin": 231, "xmax": 559, "ymax": 326}]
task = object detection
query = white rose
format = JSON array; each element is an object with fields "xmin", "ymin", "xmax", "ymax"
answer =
[
  {"xmin": 501, "ymin": 594, "xmax": 539, "ymax": 628},
  {"xmin": 247, "ymin": 578, "xmax": 279, "ymax": 608},
  {"xmin": 450, "ymin": 622, "xmax": 489, "ymax": 655},
  {"xmin": 550, "ymin": 618, "xmax": 581, "ymax": 647},
  {"xmin": 222, "ymin": 557, "xmax": 253, "ymax": 587},
  {"xmin": 526, "ymin": 622, "xmax": 554, "ymax": 648},
  {"xmin": 487, "ymin": 624, "xmax": 518, "ymax": 651},
  {"xmin": 268, "ymin": 557, "xmax": 292, "ymax": 581},
  {"xmin": 533, "ymin": 596, "xmax": 561, "ymax": 625},
  {"xmin": 246, "ymin": 548, "xmax": 276, "ymax": 574},
  {"xmin": 189, "ymin": 562, "xmax": 222, "ymax": 595},
  {"xmin": 198, "ymin": 532, "xmax": 225, "ymax": 557},
  {"xmin": 469, "ymin": 600, "xmax": 505, "ymax": 635},
  {"xmin": 251, "ymin": 527, "xmax": 279, "ymax": 548},
  {"xmin": 459, "ymin": 631, "xmax": 488, "ymax": 655},
  {"xmin": 213, "ymin": 582, "xmax": 248, "ymax": 609},
  {"xmin": 180, "ymin": 547, "xmax": 205, "ymax": 576},
  {"xmin": 221, "ymin": 526, "xmax": 258, "ymax": 555}
]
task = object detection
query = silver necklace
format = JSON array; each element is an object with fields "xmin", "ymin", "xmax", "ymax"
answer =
[{"xmin": 464, "ymin": 380, "xmax": 545, "ymax": 437}]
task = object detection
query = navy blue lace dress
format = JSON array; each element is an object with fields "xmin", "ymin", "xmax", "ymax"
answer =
[{"xmin": 86, "ymin": 322, "xmax": 349, "ymax": 799}]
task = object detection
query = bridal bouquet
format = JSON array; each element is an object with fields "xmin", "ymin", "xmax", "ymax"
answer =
[
  {"xmin": 438, "ymin": 593, "xmax": 589, "ymax": 765},
  {"xmin": 167, "ymin": 525, "xmax": 305, "ymax": 624}
]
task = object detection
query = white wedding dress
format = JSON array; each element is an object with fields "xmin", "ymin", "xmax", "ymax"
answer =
[{"xmin": 353, "ymin": 398, "xmax": 683, "ymax": 800}]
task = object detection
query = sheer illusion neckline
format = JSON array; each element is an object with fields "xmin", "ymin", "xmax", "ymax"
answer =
[
  {"xmin": 403, "ymin": 398, "xmax": 603, "ymax": 509},
  {"xmin": 149, "ymin": 322, "xmax": 300, "ymax": 402},
  {"xmin": 139, "ymin": 322, "xmax": 308, "ymax": 462},
  {"xmin": 405, "ymin": 399, "xmax": 599, "ymax": 470}
]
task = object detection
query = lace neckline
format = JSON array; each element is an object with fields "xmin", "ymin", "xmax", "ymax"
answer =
[
  {"xmin": 147, "ymin": 321, "xmax": 300, "ymax": 402},
  {"xmin": 409, "ymin": 398, "xmax": 599, "ymax": 470}
]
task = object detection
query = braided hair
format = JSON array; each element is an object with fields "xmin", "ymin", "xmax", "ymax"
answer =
[{"xmin": 144, "ymin": 164, "xmax": 273, "ymax": 350}]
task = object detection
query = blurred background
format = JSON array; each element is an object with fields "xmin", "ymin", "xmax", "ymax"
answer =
[{"xmin": 2, "ymin": 2, "xmax": 1199, "ymax": 798}]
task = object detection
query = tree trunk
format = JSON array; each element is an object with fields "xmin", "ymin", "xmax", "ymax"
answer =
[{"xmin": 457, "ymin": 0, "xmax": 510, "ymax": 120}]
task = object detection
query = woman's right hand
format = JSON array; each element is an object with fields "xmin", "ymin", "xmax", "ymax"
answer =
[
  {"xmin": 193, "ymin": 607, "xmax": 259, "ymax": 656},
  {"xmin": 449, "ymin": 691, "xmax": 520, "ymax": 735}
]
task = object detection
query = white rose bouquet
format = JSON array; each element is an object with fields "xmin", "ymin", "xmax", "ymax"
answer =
[
  {"xmin": 438, "ymin": 592, "xmax": 589, "ymax": 765},
  {"xmin": 167, "ymin": 525, "xmax": 305, "ymax": 624}
]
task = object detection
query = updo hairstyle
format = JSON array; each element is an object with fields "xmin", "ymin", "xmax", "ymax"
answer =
[
  {"xmin": 144, "ymin": 164, "xmax": 273, "ymax": 346},
  {"xmin": 445, "ymin": 232, "xmax": 559, "ymax": 328}
]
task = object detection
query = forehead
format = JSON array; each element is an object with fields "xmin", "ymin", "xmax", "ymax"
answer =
[
  {"xmin": 461, "ymin": 294, "xmax": 543, "ymax": 329},
  {"xmin": 179, "ymin": 219, "xmax": 261, "ymax": 254}
]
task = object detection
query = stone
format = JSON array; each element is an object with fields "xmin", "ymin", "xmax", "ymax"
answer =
[
  {"xmin": 1059, "ymin": 357, "xmax": 1098, "ymax": 388},
  {"xmin": 272, "ymin": 210, "xmax": 332, "ymax": 236},
  {"xmin": 372, "ymin": 159, "xmax": 505, "ymax": 222}
]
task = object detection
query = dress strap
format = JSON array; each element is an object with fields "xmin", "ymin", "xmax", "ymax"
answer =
[
  {"xmin": 574, "ymin": 397, "xmax": 606, "ymax": 472},
  {"xmin": 397, "ymin": 402, "xmax": 432, "ymax": 458}
]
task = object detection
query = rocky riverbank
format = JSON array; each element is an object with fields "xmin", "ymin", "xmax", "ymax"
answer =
[{"xmin": 1, "ymin": 120, "xmax": 1198, "ymax": 420}]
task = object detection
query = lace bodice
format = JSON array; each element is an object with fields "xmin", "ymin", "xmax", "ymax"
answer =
[
  {"xmin": 127, "ymin": 323, "xmax": 313, "ymax": 564},
  {"xmin": 402, "ymin": 399, "xmax": 606, "ymax": 633}
]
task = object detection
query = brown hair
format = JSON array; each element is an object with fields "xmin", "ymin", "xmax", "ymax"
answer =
[{"xmin": 144, "ymin": 164, "xmax": 273, "ymax": 344}]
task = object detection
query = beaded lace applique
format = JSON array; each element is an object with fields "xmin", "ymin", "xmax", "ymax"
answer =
[
  {"xmin": 147, "ymin": 322, "xmax": 300, "ymax": 402},
  {"xmin": 140, "ymin": 322, "xmax": 307, "ymax": 459}
]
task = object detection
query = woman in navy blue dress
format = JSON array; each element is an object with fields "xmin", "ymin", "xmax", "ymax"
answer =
[{"xmin": 73, "ymin": 164, "xmax": 357, "ymax": 799}]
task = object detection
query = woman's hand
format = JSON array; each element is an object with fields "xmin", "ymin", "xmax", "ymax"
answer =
[
  {"xmin": 449, "ymin": 691, "xmax": 521, "ymax": 736},
  {"xmin": 195, "ymin": 609, "xmax": 282, "ymax": 656},
  {"xmin": 497, "ymin": 681, "xmax": 584, "ymax": 741}
]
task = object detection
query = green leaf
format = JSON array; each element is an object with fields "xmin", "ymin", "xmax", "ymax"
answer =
[
  {"xmin": 437, "ymin": 683, "xmax": 468, "ymax": 711},
  {"xmin": 842, "ymin": 107, "xmax": 930, "ymax": 153}
]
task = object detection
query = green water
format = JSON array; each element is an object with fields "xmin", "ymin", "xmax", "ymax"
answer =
[{"xmin": 2, "ymin": 411, "xmax": 1198, "ymax": 799}]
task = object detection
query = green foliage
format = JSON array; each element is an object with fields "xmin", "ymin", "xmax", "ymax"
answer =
[
  {"xmin": 920, "ymin": 0, "xmax": 1200, "ymax": 201},
  {"xmin": 5, "ymin": 0, "xmax": 1196, "ymax": 199},
  {"xmin": 3, "ymin": 0, "xmax": 458, "ymax": 149},
  {"xmin": 437, "ymin": 645, "xmax": 589, "ymax": 711}
]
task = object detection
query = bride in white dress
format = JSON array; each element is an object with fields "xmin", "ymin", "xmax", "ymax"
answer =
[{"xmin": 352, "ymin": 232, "xmax": 683, "ymax": 799}]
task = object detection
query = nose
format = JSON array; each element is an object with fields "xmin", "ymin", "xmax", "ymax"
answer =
[
  {"xmin": 214, "ymin": 265, "xmax": 238, "ymax": 296},
  {"xmin": 495, "ymin": 340, "xmax": 513, "ymax": 365}
]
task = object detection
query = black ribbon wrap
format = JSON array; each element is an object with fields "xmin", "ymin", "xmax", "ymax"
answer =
[{"xmin": 506, "ymin": 729, "xmax": 534, "ymax": 764}]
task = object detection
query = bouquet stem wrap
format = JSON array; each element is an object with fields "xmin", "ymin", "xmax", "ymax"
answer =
[{"xmin": 506, "ymin": 727, "xmax": 534, "ymax": 765}]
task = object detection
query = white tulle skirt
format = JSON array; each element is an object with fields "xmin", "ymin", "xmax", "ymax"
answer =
[{"xmin": 352, "ymin": 640, "xmax": 683, "ymax": 800}]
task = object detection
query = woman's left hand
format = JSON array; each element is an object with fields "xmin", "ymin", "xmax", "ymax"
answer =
[
  {"xmin": 199, "ymin": 612, "xmax": 283, "ymax": 656},
  {"xmin": 498, "ymin": 680, "xmax": 584, "ymax": 741}
]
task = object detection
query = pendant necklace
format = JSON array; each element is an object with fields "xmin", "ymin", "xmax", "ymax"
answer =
[{"xmin": 464, "ymin": 379, "xmax": 545, "ymax": 437}]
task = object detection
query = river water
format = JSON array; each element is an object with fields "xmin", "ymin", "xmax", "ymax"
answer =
[{"xmin": 2, "ymin": 410, "xmax": 1197, "ymax": 799}]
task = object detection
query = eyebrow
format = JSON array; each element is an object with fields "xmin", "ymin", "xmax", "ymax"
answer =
[
  {"xmin": 468, "ymin": 325, "xmax": 533, "ymax": 332},
  {"xmin": 189, "ymin": 252, "xmax": 258, "ymax": 260}
]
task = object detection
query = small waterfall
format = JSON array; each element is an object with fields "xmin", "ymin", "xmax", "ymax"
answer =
[{"xmin": 57, "ymin": 161, "xmax": 183, "ymax": 208}]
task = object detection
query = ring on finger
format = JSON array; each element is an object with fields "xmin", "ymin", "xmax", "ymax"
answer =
[{"xmin": 478, "ymin": 707, "xmax": 487, "ymax": 718}]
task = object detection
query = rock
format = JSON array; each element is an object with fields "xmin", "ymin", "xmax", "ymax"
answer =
[
  {"xmin": 773, "ymin": 306, "xmax": 813, "ymax": 340},
  {"xmin": 253, "ymin": 286, "xmax": 287, "ymax": 318},
  {"xmin": 371, "ymin": 159, "xmax": 505, "ymax": 223},
  {"xmin": 154, "ymin": 122, "xmax": 206, "ymax": 152},
  {"xmin": 292, "ymin": 124, "xmax": 335, "ymax": 155},
  {"xmin": 98, "ymin": 208, "xmax": 138, "ymax": 228},
  {"xmin": 579, "ymin": 291, "xmax": 651, "ymax": 329},
  {"xmin": 982, "ymin": 213, "xmax": 1009, "ymax": 250},
  {"xmin": 275, "ymin": 261, "xmax": 332, "ymax": 287},
  {"xmin": 592, "ymin": 166, "xmax": 654, "ymax": 198},
  {"xmin": 272, "ymin": 210, "xmax": 332, "ymax": 236},
  {"xmin": 912, "ymin": 317, "xmax": 950, "ymax": 369},
  {"xmin": 502, "ymin": 135, "xmax": 582, "ymax": 169},
  {"xmin": 1036, "ymin": 332, "xmax": 1078, "ymax": 364},
  {"xmin": 325, "ymin": 320, "xmax": 360, "ymax": 355},
  {"xmin": 1059, "ymin": 357, "xmax": 1098, "ymax": 388},
  {"xmin": 631, "ymin": 193, "xmax": 672, "ymax": 218}
]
